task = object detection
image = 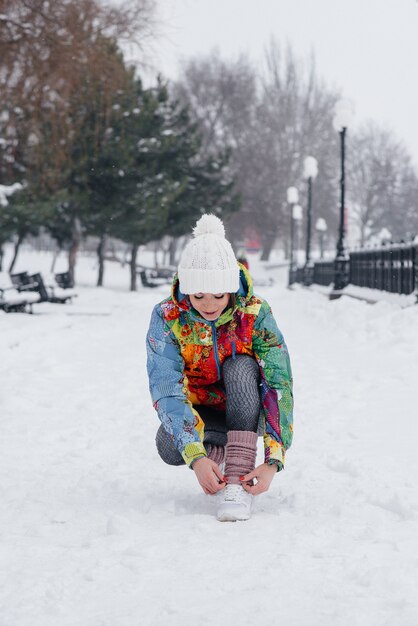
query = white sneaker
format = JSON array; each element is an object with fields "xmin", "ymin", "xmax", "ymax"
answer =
[{"xmin": 216, "ymin": 484, "xmax": 253, "ymax": 522}]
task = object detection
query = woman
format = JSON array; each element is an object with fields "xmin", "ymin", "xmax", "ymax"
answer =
[{"xmin": 146, "ymin": 214, "xmax": 293, "ymax": 521}]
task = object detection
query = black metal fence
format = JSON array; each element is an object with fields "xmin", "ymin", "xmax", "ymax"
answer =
[
  {"xmin": 291, "ymin": 241, "xmax": 418, "ymax": 297},
  {"xmin": 349, "ymin": 244, "xmax": 416, "ymax": 294},
  {"xmin": 312, "ymin": 261, "xmax": 334, "ymax": 287}
]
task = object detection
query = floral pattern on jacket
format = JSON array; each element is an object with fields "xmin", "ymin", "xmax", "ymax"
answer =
[{"xmin": 146, "ymin": 265, "xmax": 293, "ymax": 468}]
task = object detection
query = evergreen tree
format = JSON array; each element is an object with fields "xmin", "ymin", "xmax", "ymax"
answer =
[
  {"xmin": 95, "ymin": 80, "xmax": 239, "ymax": 290},
  {"xmin": 0, "ymin": 0, "xmax": 157, "ymax": 281}
]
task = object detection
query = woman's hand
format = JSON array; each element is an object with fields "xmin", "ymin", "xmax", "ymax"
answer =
[
  {"xmin": 240, "ymin": 463, "xmax": 277, "ymax": 495},
  {"xmin": 192, "ymin": 457, "xmax": 226, "ymax": 495}
]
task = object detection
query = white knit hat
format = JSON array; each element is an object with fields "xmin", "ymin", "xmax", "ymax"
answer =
[{"xmin": 178, "ymin": 214, "xmax": 240, "ymax": 294}]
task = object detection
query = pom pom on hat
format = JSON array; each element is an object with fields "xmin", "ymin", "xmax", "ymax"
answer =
[
  {"xmin": 178, "ymin": 213, "xmax": 239, "ymax": 295},
  {"xmin": 193, "ymin": 214, "xmax": 225, "ymax": 238}
]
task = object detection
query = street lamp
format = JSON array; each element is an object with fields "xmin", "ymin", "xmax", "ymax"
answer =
[
  {"xmin": 316, "ymin": 217, "xmax": 327, "ymax": 259},
  {"xmin": 287, "ymin": 186, "xmax": 299, "ymax": 287},
  {"xmin": 332, "ymin": 99, "xmax": 354, "ymax": 294},
  {"xmin": 303, "ymin": 156, "xmax": 318, "ymax": 284}
]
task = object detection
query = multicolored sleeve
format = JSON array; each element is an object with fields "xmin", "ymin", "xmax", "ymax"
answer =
[
  {"xmin": 252, "ymin": 299, "xmax": 293, "ymax": 470},
  {"xmin": 146, "ymin": 305, "xmax": 207, "ymax": 467}
]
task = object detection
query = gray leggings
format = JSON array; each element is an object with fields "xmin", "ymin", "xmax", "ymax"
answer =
[{"xmin": 155, "ymin": 355, "xmax": 261, "ymax": 466}]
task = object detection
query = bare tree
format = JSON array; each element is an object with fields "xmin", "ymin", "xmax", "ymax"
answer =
[
  {"xmin": 173, "ymin": 43, "xmax": 341, "ymax": 260},
  {"xmin": 255, "ymin": 43, "xmax": 341, "ymax": 259},
  {"xmin": 348, "ymin": 122, "xmax": 418, "ymax": 245},
  {"xmin": 172, "ymin": 52, "xmax": 260, "ymax": 248}
]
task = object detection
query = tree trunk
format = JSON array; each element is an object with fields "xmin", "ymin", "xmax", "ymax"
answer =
[
  {"xmin": 260, "ymin": 231, "xmax": 276, "ymax": 261},
  {"xmin": 153, "ymin": 241, "xmax": 159, "ymax": 268},
  {"xmin": 0, "ymin": 244, "xmax": 3, "ymax": 271},
  {"xmin": 97, "ymin": 234, "xmax": 106, "ymax": 287},
  {"xmin": 130, "ymin": 243, "xmax": 139, "ymax": 291},
  {"xmin": 8, "ymin": 233, "xmax": 24, "ymax": 273},
  {"xmin": 68, "ymin": 217, "xmax": 82, "ymax": 285},
  {"xmin": 169, "ymin": 237, "xmax": 178, "ymax": 266},
  {"xmin": 50, "ymin": 246, "xmax": 61, "ymax": 273},
  {"xmin": 360, "ymin": 222, "xmax": 366, "ymax": 248}
]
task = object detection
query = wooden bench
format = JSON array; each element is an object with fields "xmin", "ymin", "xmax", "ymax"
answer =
[
  {"xmin": 54, "ymin": 271, "xmax": 74, "ymax": 289},
  {"xmin": 10, "ymin": 271, "xmax": 77, "ymax": 304},
  {"xmin": 138, "ymin": 266, "xmax": 175, "ymax": 288},
  {"xmin": 0, "ymin": 272, "xmax": 40, "ymax": 313}
]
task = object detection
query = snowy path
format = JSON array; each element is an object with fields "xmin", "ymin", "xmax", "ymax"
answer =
[{"xmin": 1, "ymin": 257, "xmax": 417, "ymax": 626}]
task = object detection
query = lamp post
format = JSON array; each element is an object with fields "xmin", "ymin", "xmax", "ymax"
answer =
[
  {"xmin": 303, "ymin": 156, "xmax": 318, "ymax": 284},
  {"xmin": 316, "ymin": 217, "xmax": 327, "ymax": 259},
  {"xmin": 293, "ymin": 204, "xmax": 303, "ymax": 279},
  {"xmin": 287, "ymin": 186, "xmax": 299, "ymax": 287},
  {"xmin": 293, "ymin": 204, "xmax": 303, "ymax": 263},
  {"xmin": 332, "ymin": 99, "xmax": 354, "ymax": 295}
]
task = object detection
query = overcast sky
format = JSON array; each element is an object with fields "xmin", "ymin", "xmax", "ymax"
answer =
[{"xmin": 145, "ymin": 0, "xmax": 418, "ymax": 167}]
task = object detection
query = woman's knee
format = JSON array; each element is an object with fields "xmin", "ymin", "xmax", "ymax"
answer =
[
  {"xmin": 223, "ymin": 355, "xmax": 259, "ymax": 384},
  {"xmin": 155, "ymin": 425, "xmax": 185, "ymax": 466}
]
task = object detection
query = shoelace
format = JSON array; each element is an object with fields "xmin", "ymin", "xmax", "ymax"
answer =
[{"xmin": 223, "ymin": 484, "xmax": 251, "ymax": 503}]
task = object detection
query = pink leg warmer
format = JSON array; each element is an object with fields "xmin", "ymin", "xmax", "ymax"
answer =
[{"xmin": 224, "ymin": 430, "xmax": 258, "ymax": 484}]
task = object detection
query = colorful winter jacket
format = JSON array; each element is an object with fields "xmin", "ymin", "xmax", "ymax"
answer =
[{"xmin": 146, "ymin": 265, "xmax": 293, "ymax": 469}]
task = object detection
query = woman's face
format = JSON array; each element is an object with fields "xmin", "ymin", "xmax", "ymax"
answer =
[{"xmin": 189, "ymin": 293, "xmax": 230, "ymax": 321}]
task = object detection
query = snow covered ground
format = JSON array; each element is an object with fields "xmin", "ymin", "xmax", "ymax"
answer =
[{"xmin": 1, "ymin": 249, "xmax": 418, "ymax": 626}]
